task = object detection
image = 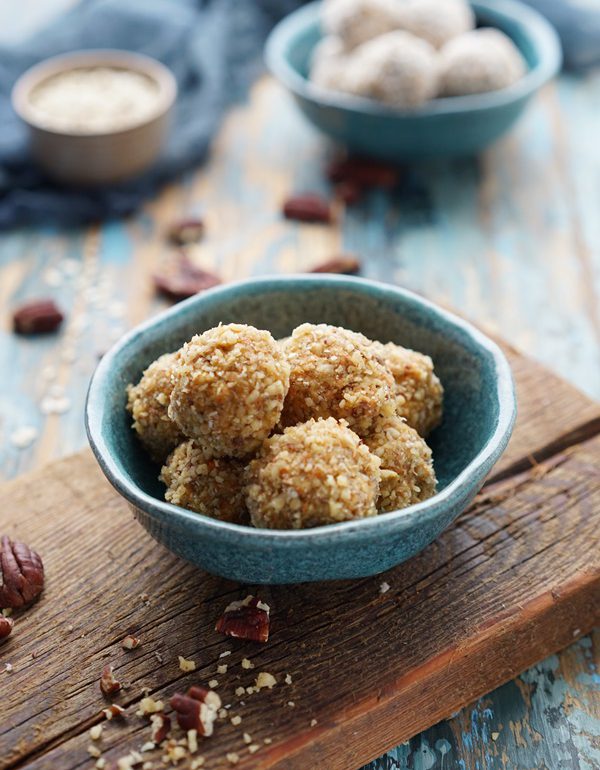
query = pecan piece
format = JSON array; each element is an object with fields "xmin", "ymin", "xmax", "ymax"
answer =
[
  {"xmin": 13, "ymin": 299, "xmax": 64, "ymax": 335},
  {"xmin": 102, "ymin": 703, "xmax": 126, "ymax": 720},
  {"xmin": 336, "ymin": 180, "xmax": 363, "ymax": 205},
  {"xmin": 170, "ymin": 686, "xmax": 221, "ymax": 737},
  {"xmin": 121, "ymin": 634, "xmax": 141, "ymax": 650},
  {"xmin": 283, "ymin": 194, "xmax": 331, "ymax": 223},
  {"xmin": 0, "ymin": 616, "xmax": 13, "ymax": 641},
  {"xmin": 167, "ymin": 218, "xmax": 205, "ymax": 246},
  {"xmin": 153, "ymin": 252, "xmax": 221, "ymax": 302},
  {"xmin": 310, "ymin": 255, "xmax": 361, "ymax": 275},
  {"xmin": 215, "ymin": 595, "xmax": 270, "ymax": 643},
  {"xmin": 327, "ymin": 156, "xmax": 400, "ymax": 188},
  {"xmin": 0, "ymin": 535, "xmax": 44, "ymax": 609},
  {"xmin": 150, "ymin": 712, "xmax": 171, "ymax": 744},
  {"xmin": 100, "ymin": 664, "xmax": 121, "ymax": 697}
]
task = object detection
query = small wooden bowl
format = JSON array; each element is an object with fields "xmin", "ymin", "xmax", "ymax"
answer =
[{"xmin": 12, "ymin": 50, "xmax": 177, "ymax": 186}]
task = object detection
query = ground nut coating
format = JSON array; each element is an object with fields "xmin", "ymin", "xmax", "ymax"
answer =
[
  {"xmin": 246, "ymin": 418, "xmax": 381, "ymax": 529},
  {"xmin": 280, "ymin": 323, "xmax": 395, "ymax": 435},
  {"xmin": 365, "ymin": 415, "xmax": 436, "ymax": 512},
  {"xmin": 346, "ymin": 31, "xmax": 439, "ymax": 108},
  {"xmin": 126, "ymin": 352, "xmax": 184, "ymax": 463},
  {"xmin": 372, "ymin": 341, "xmax": 443, "ymax": 437},
  {"xmin": 440, "ymin": 28, "xmax": 526, "ymax": 96},
  {"xmin": 168, "ymin": 324, "xmax": 290, "ymax": 458},
  {"xmin": 160, "ymin": 440, "xmax": 248, "ymax": 524}
]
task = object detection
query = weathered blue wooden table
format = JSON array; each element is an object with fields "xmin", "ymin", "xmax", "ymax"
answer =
[{"xmin": 0, "ymin": 3, "xmax": 598, "ymax": 768}]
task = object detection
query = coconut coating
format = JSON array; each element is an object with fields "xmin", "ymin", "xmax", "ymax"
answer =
[
  {"xmin": 365, "ymin": 414, "xmax": 436, "ymax": 512},
  {"xmin": 245, "ymin": 418, "xmax": 381, "ymax": 529},
  {"xmin": 399, "ymin": 0, "xmax": 474, "ymax": 49},
  {"xmin": 322, "ymin": 0, "xmax": 405, "ymax": 50},
  {"xmin": 168, "ymin": 324, "xmax": 290, "ymax": 458},
  {"xmin": 440, "ymin": 28, "xmax": 526, "ymax": 96},
  {"xmin": 372, "ymin": 341, "xmax": 443, "ymax": 437},
  {"xmin": 310, "ymin": 36, "xmax": 351, "ymax": 90},
  {"xmin": 345, "ymin": 31, "xmax": 439, "ymax": 108},
  {"xmin": 126, "ymin": 352, "xmax": 184, "ymax": 463},
  {"xmin": 161, "ymin": 440, "xmax": 248, "ymax": 524},
  {"xmin": 280, "ymin": 323, "xmax": 395, "ymax": 435}
]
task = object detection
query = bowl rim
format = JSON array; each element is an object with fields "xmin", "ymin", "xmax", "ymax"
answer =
[
  {"xmin": 265, "ymin": 0, "xmax": 562, "ymax": 118},
  {"xmin": 86, "ymin": 275, "xmax": 517, "ymax": 545},
  {"xmin": 11, "ymin": 49, "xmax": 177, "ymax": 138}
]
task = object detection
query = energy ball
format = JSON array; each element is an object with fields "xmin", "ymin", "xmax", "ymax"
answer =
[
  {"xmin": 399, "ymin": 0, "xmax": 474, "ymax": 49},
  {"xmin": 281, "ymin": 323, "xmax": 395, "ymax": 435},
  {"xmin": 322, "ymin": 0, "xmax": 405, "ymax": 50},
  {"xmin": 161, "ymin": 440, "xmax": 248, "ymax": 524},
  {"xmin": 372, "ymin": 341, "xmax": 443, "ymax": 436},
  {"xmin": 365, "ymin": 414, "xmax": 436, "ymax": 512},
  {"xmin": 245, "ymin": 417, "xmax": 381, "ymax": 529},
  {"xmin": 169, "ymin": 324, "xmax": 290, "ymax": 458},
  {"xmin": 439, "ymin": 28, "xmax": 526, "ymax": 96},
  {"xmin": 126, "ymin": 352, "xmax": 184, "ymax": 463},
  {"xmin": 345, "ymin": 31, "xmax": 439, "ymax": 108},
  {"xmin": 310, "ymin": 36, "xmax": 350, "ymax": 90}
]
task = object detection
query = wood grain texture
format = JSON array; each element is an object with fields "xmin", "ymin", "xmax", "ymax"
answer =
[
  {"xmin": 0, "ymin": 27, "xmax": 599, "ymax": 769},
  {"xmin": 1, "ymin": 425, "xmax": 599, "ymax": 770}
]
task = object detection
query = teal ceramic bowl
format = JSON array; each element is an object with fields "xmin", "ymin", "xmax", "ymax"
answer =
[
  {"xmin": 86, "ymin": 276, "xmax": 516, "ymax": 584},
  {"xmin": 265, "ymin": 0, "xmax": 561, "ymax": 158}
]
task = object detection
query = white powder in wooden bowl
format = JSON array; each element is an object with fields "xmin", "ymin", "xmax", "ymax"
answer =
[{"xmin": 28, "ymin": 67, "xmax": 161, "ymax": 134}]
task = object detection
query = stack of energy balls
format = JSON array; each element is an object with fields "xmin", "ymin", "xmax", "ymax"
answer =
[
  {"xmin": 126, "ymin": 323, "xmax": 443, "ymax": 529},
  {"xmin": 311, "ymin": 0, "xmax": 526, "ymax": 109}
]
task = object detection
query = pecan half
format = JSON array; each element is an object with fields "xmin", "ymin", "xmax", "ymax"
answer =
[
  {"xmin": 283, "ymin": 194, "xmax": 331, "ymax": 223},
  {"xmin": 215, "ymin": 595, "xmax": 270, "ymax": 643},
  {"xmin": 0, "ymin": 535, "xmax": 44, "ymax": 609},
  {"xmin": 167, "ymin": 218, "xmax": 205, "ymax": 246},
  {"xmin": 327, "ymin": 156, "xmax": 400, "ymax": 188},
  {"xmin": 170, "ymin": 686, "xmax": 221, "ymax": 737},
  {"xmin": 100, "ymin": 664, "xmax": 121, "ymax": 697},
  {"xmin": 0, "ymin": 616, "xmax": 13, "ymax": 641},
  {"xmin": 13, "ymin": 299, "xmax": 64, "ymax": 335},
  {"xmin": 310, "ymin": 255, "xmax": 361, "ymax": 275},
  {"xmin": 153, "ymin": 253, "xmax": 221, "ymax": 302},
  {"xmin": 150, "ymin": 712, "xmax": 171, "ymax": 744}
]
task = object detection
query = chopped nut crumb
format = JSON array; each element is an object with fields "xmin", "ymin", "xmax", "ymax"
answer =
[
  {"xmin": 88, "ymin": 745, "xmax": 102, "ymax": 758},
  {"xmin": 264, "ymin": 738, "xmax": 272, "ymax": 745},
  {"xmin": 136, "ymin": 696, "xmax": 164, "ymax": 716},
  {"xmin": 284, "ymin": 674, "xmax": 292, "ymax": 685},
  {"xmin": 287, "ymin": 701, "xmax": 296, "ymax": 707},
  {"xmin": 219, "ymin": 650, "xmax": 232, "ymax": 658},
  {"xmin": 102, "ymin": 704, "xmax": 126, "ymax": 720},
  {"xmin": 188, "ymin": 729, "xmax": 198, "ymax": 753},
  {"xmin": 89, "ymin": 724, "xmax": 103, "ymax": 741},
  {"xmin": 208, "ymin": 679, "xmax": 219, "ymax": 688},
  {"xmin": 245, "ymin": 686, "xmax": 255, "ymax": 695},
  {"xmin": 379, "ymin": 581, "xmax": 391, "ymax": 594},
  {"xmin": 140, "ymin": 742, "xmax": 155, "ymax": 753},
  {"xmin": 122, "ymin": 634, "xmax": 141, "ymax": 650},
  {"xmin": 95, "ymin": 760, "xmax": 106, "ymax": 770},
  {"xmin": 248, "ymin": 744, "xmax": 260, "ymax": 754},
  {"xmin": 4, "ymin": 662, "xmax": 12, "ymax": 673},
  {"xmin": 154, "ymin": 651, "xmax": 164, "ymax": 664},
  {"xmin": 191, "ymin": 759, "xmax": 205, "ymax": 769},
  {"xmin": 310, "ymin": 718, "xmax": 318, "ymax": 727},
  {"xmin": 255, "ymin": 672, "xmax": 277, "ymax": 690},
  {"xmin": 218, "ymin": 708, "xmax": 228, "ymax": 719},
  {"xmin": 217, "ymin": 664, "xmax": 228, "ymax": 675},
  {"xmin": 235, "ymin": 687, "xmax": 245, "ymax": 697},
  {"xmin": 243, "ymin": 732, "xmax": 252, "ymax": 744},
  {"xmin": 230, "ymin": 715, "xmax": 242, "ymax": 726},
  {"xmin": 492, "ymin": 731, "xmax": 500, "ymax": 741},
  {"xmin": 241, "ymin": 658, "xmax": 254, "ymax": 670},
  {"xmin": 178, "ymin": 655, "xmax": 197, "ymax": 672},
  {"xmin": 226, "ymin": 753, "xmax": 240, "ymax": 766}
]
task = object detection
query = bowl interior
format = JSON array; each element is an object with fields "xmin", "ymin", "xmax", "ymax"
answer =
[
  {"xmin": 93, "ymin": 279, "xmax": 505, "ymax": 512},
  {"xmin": 271, "ymin": 0, "xmax": 556, "ymax": 115}
]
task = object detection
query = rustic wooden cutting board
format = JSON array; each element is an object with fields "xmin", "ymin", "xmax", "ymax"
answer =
[{"xmin": 1, "ymin": 338, "xmax": 599, "ymax": 770}]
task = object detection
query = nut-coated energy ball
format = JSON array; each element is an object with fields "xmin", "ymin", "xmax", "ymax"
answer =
[
  {"xmin": 439, "ymin": 28, "xmax": 526, "ymax": 96},
  {"xmin": 345, "ymin": 31, "xmax": 439, "ymax": 108},
  {"xmin": 281, "ymin": 323, "xmax": 395, "ymax": 435},
  {"xmin": 372, "ymin": 341, "xmax": 443, "ymax": 436},
  {"xmin": 365, "ymin": 414, "xmax": 436, "ymax": 512},
  {"xmin": 322, "ymin": 0, "xmax": 405, "ymax": 50},
  {"xmin": 126, "ymin": 352, "xmax": 184, "ymax": 463},
  {"xmin": 399, "ymin": 0, "xmax": 474, "ymax": 49},
  {"xmin": 310, "ymin": 36, "xmax": 350, "ymax": 90},
  {"xmin": 169, "ymin": 324, "xmax": 290, "ymax": 458},
  {"xmin": 245, "ymin": 417, "xmax": 381, "ymax": 529},
  {"xmin": 161, "ymin": 440, "xmax": 248, "ymax": 524}
]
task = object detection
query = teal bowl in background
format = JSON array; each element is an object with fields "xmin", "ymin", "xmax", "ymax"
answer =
[
  {"xmin": 86, "ymin": 276, "xmax": 516, "ymax": 584},
  {"xmin": 265, "ymin": 0, "xmax": 561, "ymax": 158}
]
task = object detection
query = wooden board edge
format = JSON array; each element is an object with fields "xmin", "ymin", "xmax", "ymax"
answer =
[{"xmin": 262, "ymin": 569, "xmax": 600, "ymax": 770}]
